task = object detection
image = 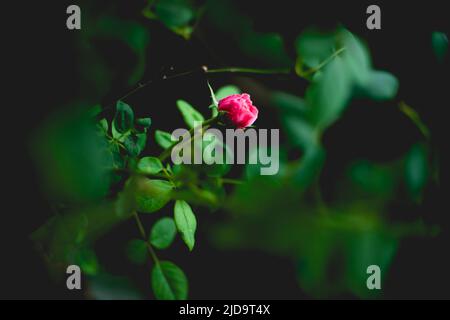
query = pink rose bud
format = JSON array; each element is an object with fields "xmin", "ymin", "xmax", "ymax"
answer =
[{"xmin": 218, "ymin": 93, "xmax": 259, "ymax": 128}]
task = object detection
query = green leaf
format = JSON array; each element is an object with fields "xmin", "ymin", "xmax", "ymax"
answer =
[
  {"xmin": 124, "ymin": 135, "xmax": 140, "ymax": 157},
  {"xmin": 123, "ymin": 133, "xmax": 146, "ymax": 157},
  {"xmin": 136, "ymin": 133, "xmax": 147, "ymax": 154},
  {"xmin": 349, "ymin": 160, "xmax": 396, "ymax": 198},
  {"xmin": 295, "ymin": 29, "xmax": 337, "ymax": 69},
  {"xmin": 134, "ymin": 178, "xmax": 174, "ymax": 213},
  {"xmin": 340, "ymin": 30, "xmax": 371, "ymax": 85},
  {"xmin": 150, "ymin": 217, "xmax": 177, "ymax": 249},
  {"xmin": 215, "ymin": 85, "xmax": 241, "ymax": 101},
  {"xmin": 292, "ymin": 145, "xmax": 326, "ymax": 188},
  {"xmin": 30, "ymin": 198, "xmax": 135, "ymax": 277},
  {"xmin": 432, "ymin": 31, "xmax": 448, "ymax": 63},
  {"xmin": 305, "ymin": 56, "xmax": 352, "ymax": 129},
  {"xmin": 109, "ymin": 142, "xmax": 125, "ymax": 169},
  {"xmin": 89, "ymin": 105, "xmax": 102, "ymax": 117},
  {"xmin": 143, "ymin": 0, "xmax": 195, "ymax": 39},
  {"xmin": 171, "ymin": 25, "xmax": 194, "ymax": 40},
  {"xmin": 111, "ymin": 121, "xmax": 128, "ymax": 141},
  {"xmin": 74, "ymin": 247, "xmax": 99, "ymax": 276},
  {"xmin": 176, "ymin": 100, "xmax": 205, "ymax": 129},
  {"xmin": 174, "ymin": 200, "xmax": 197, "ymax": 251},
  {"xmin": 207, "ymin": 82, "xmax": 219, "ymax": 117},
  {"xmin": 295, "ymin": 29, "xmax": 370, "ymax": 85},
  {"xmin": 136, "ymin": 117, "xmax": 152, "ymax": 128},
  {"xmin": 97, "ymin": 118, "xmax": 109, "ymax": 135},
  {"xmin": 126, "ymin": 239, "xmax": 147, "ymax": 265},
  {"xmin": 89, "ymin": 272, "xmax": 143, "ymax": 300},
  {"xmin": 155, "ymin": 0, "xmax": 194, "ymax": 28},
  {"xmin": 92, "ymin": 16, "xmax": 150, "ymax": 85},
  {"xmin": 114, "ymin": 101, "xmax": 135, "ymax": 133},
  {"xmin": 137, "ymin": 157, "xmax": 163, "ymax": 175},
  {"xmin": 207, "ymin": 81, "xmax": 219, "ymax": 107},
  {"xmin": 362, "ymin": 71, "xmax": 399, "ymax": 101},
  {"xmin": 281, "ymin": 116, "xmax": 318, "ymax": 150},
  {"xmin": 404, "ymin": 143, "xmax": 429, "ymax": 200},
  {"xmin": 155, "ymin": 130, "xmax": 174, "ymax": 149},
  {"xmin": 272, "ymin": 91, "xmax": 308, "ymax": 116},
  {"xmin": 151, "ymin": 261, "xmax": 188, "ymax": 300}
]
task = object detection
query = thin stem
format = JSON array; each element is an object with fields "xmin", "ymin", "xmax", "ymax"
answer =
[
  {"xmin": 132, "ymin": 211, "xmax": 159, "ymax": 265},
  {"xmin": 161, "ymin": 167, "xmax": 175, "ymax": 186},
  {"xmin": 220, "ymin": 178, "xmax": 244, "ymax": 185},
  {"xmin": 112, "ymin": 47, "xmax": 343, "ymax": 107},
  {"xmin": 206, "ymin": 67, "xmax": 291, "ymax": 75},
  {"xmin": 313, "ymin": 182, "xmax": 328, "ymax": 215},
  {"xmin": 111, "ymin": 168, "xmax": 170, "ymax": 180},
  {"xmin": 114, "ymin": 66, "xmax": 292, "ymax": 105},
  {"xmin": 191, "ymin": 5, "xmax": 206, "ymax": 35},
  {"xmin": 302, "ymin": 47, "xmax": 346, "ymax": 77},
  {"xmin": 117, "ymin": 70, "xmax": 195, "ymax": 102}
]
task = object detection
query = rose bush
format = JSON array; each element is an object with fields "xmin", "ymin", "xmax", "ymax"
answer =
[{"xmin": 29, "ymin": 0, "xmax": 442, "ymax": 298}]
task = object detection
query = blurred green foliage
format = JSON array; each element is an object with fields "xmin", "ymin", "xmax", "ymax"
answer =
[
  {"xmin": 32, "ymin": 108, "xmax": 113, "ymax": 203},
  {"xmin": 174, "ymin": 200, "xmax": 197, "ymax": 251},
  {"xmin": 431, "ymin": 31, "xmax": 448, "ymax": 63},
  {"xmin": 208, "ymin": 26, "xmax": 431, "ymax": 299},
  {"xmin": 143, "ymin": 0, "xmax": 197, "ymax": 39},
  {"xmin": 126, "ymin": 239, "xmax": 148, "ymax": 265},
  {"xmin": 295, "ymin": 28, "xmax": 398, "ymax": 129},
  {"xmin": 152, "ymin": 261, "xmax": 188, "ymax": 300},
  {"xmin": 88, "ymin": 272, "xmax": 143, "ymax": 300},
  {"xmin": 205, "ymin": 0, "xmax": 292, "ymax": 67},
  {"xmin": 79, "ymin": 10, "xmax": 150, "ymax": 101}
]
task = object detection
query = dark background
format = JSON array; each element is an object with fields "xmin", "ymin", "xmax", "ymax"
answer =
[{"xmin": 2, "ymin": 0, "xmax": 448, "ymax": 299}]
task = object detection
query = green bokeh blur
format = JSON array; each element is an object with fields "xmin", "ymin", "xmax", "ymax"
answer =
[{"xmin": 29, "ymin": 0, "xmax": 446, "ymax": 299}]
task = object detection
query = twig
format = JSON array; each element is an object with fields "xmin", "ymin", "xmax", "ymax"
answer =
[{"xmin": 132, "ymin": 211, "xmax": 159, "ymax": 265}]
